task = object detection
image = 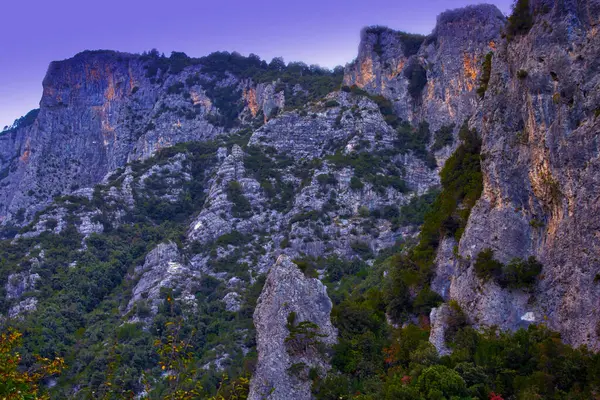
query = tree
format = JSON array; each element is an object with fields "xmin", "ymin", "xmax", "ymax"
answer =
[
  {"xmin": 0, "ymin": 329, "xmax": 65, "ymax": 400},
  {"xmin": 417, "ymin": 365, "xmax": 467, "ymax": 398},
  {"xmin": 144, "ymin": 313, "xmax": 203, "ymax": 399},
  {"xmin": 268, "ymin": 57, "xmax": 286, "ymax": 71}
]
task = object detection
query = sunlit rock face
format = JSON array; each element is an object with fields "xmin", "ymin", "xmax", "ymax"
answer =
[
  {"xmin": 418, "ymin": 4, "xmax": 505, "ymax": 131},
  {"xmin": 344, "ymin": 4, "xmax": 505, "ymax": 132},
  {"xmin": 438, "ymin": 0, "xmax": 600, "ymax": 350}
]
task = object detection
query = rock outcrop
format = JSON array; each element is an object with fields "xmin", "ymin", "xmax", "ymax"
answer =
[
  {"xmin": 249, "ymin": 255, "xmax": 337, "ymax": 400},
  {"xmin": 127, "ymin": 241, "xmax": 200, "ymax": 319}
]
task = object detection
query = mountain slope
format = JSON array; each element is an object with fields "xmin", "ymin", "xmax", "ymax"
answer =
[{"xmin": 1, "ymin": 1, "xmax": 600, "ymax": 399}]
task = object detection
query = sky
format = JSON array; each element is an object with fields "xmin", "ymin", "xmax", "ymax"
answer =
[{"xmin": 0, "ymin": 0, "xmax": 513, "ymax": 129}]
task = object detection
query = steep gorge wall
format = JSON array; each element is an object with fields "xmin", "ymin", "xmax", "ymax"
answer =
[{"xmin": 437, "ymin": 0, "xmax": 600, "ymax": 349}]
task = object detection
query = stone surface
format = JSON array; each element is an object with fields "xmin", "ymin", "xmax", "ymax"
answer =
[
  {"xmin": 344, "ymin": 4, "xmax": 505, "ymax": 132},
  {"xmin": 249, "ymin": 255, "xmax": 337, "ymax": 400},
  {"xmin": 438, "ymin": 0, "xmax": 600, "ymax": 350},
  {"xmin": 127, "ymin": 241, "xmax": 201, "ymax": 319}
]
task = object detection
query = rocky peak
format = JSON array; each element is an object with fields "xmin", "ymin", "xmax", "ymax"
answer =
[
  {"xmin": 41, "ymin": 50, "xmax": 142, "ymax": 109},
  {"xmin": 344, "ymin": 4, "xmax": 504, "ymax": 132},
  {"xmin": 529, "ymin": 0, "xmax": 600, "ymax": 26},
  {"xmin": 419, "ymin": 4, "xmax": 504, "ymax": 130}
]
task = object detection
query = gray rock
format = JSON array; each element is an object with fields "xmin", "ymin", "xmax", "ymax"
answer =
[
  {"xmin": 249, "ymin": 255, "xmax": 337, "ymax": 400},
  {"xmin": 126, "ymin": 241, "xmax": 200, "ymax": 319},
  {"xmin": 5, "ymin": 272, "xmax": 40, "ymax": 300},
  {"xmin": 429, "ymin": 305, "xmax": 452, "ymax": 356},
  {"xmin": 437, "ymin": 0, "xmax": 600, "ymax": 350}
]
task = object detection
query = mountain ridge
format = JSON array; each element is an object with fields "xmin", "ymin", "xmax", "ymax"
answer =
[{"xmin": 2, "ymin": 1, "xmax": 600, "ymax": 398}]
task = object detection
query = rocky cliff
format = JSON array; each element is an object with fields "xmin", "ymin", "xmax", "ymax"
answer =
[
  {"xmin": 435, "ymin": 0, "xmax": 600, "ymax": 350},
  {"xmin": 344, "ymin": 4, "xmax": 505, "ymax": 133}
]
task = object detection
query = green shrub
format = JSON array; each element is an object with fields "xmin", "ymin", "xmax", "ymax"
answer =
[
  {"xmin": 498, "ymin": 256, "xmax": 543, "ymax": 289},
  {"xmin": 431, "ymin": 124, "xmax": 455, "ymax": 151},
  {"xmin": 358, "ymin": 206, "xmax": 370, "ymax": 218},
  {"xmin": 316, "ymin": 173, "xmax": 337, "ymax": 186},
  {"xmin": 349, "ymin": 176, "xmax": 364, "ymax": 190},
  {"xmin": 412, "ymin": 287, "xmax": 443, "ymax": 315},
  {"xmin": 394, "ymin": 190, "xmax": 440, "ymax": 227},
  {"xmin": 417, "ymin": 365, "xmax": 467, "ymax": 398},
  {"xmin": 227, "ymin": 181, "xmax": 252, "ymax": 218},
  {"xmin": 290, "ymin": 210, "xmax": 321, "ymax": 225},
  {"xmin": 285, "ymin": 312, "xmax": 326, "ymax": 355},
  {"xmin": 396, "ymin": 121, "xmax": 436, "ymax": 168},
  {"xmin": 477, "ymin": 52, "xmax": 493, "ymax": 98},
  {"xmin": 293, "ymin": 259, "xmax": 319, "ymax": 278},
  {"xmin": 350, "ymin": 241, "xmax": 372, "ymax": 258},
  {"xmin": 474, "ymin": 249, "xmax": 543, "ymax": 289},
  {"xmin": 215, "ymin": 230, "xmax": 251, "ymax": 248},
  {"xmin": 506, "ymin": 0, "xmax": 533, "ymax": 41},
  {"xmin": 474, "ymin": 248, "xmax": 503, "ymax": 281}
]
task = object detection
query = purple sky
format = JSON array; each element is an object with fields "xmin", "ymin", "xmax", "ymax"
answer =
[{"xmin": 0, "ymin": 0, "xmax": 512, "ymax": 129}]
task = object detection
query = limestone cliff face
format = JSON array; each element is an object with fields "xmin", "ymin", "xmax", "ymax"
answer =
[
  {"xmin": 249, "ymin": 255, "xmax": 337, "ymax": 400},
  {"xmin": 419, "ymin": 5, "xmax": 505, "ymax": 131},
  {"xmin": 436, "ymin": 0, "xmax": 600, "ymax": 349},
  {"xmin": 344, "ymin": 4, "xmax": 505, "ymax": 132}
]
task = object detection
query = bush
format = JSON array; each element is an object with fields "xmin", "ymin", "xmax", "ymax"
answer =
[
  {"xmin": 506, "ymin": 0, "xmax": 533, "ymax": 41},
  {"xmin": 431, "ymin": 124, "xmax": 455, "ymax": 151},
  {"xmin": 227, "ymin": 181, "xmax": 252, "ymax": 218},
  {"xmin": 349, "ymin": 176, "xmax": 364, "ymax": 190},
  {"xmin": 215, "ymin": 230, "xmax": 251, "ymax": 248},
  {"xmin": 417, "ymin": 365, "xmax": 467, "ymax": 398},
  {"xmin": 498, "ymin": 256, "xmax": 543, "ymax": 289},
  {"xmin": 412, "ymin": 287, "xmax": 443, "ymax": 315},
  {"xmin": 474, "ymin": 248, "xmax": 503, "ymax": 281},
  {"xmin": 396, "ymin": 121, "xmax": 436, "ymax": 167},
  {"xmin": 475, "ymin": 249, "xmax": 543, "ymax": 289},
  {"xmin": 316, "ymin": 173, "xmax": 337, "ymax": 187},
  {"xmin": 477, "ymin": 52, "xmax": 493, "ymax": 98},
  {"xmin": 358, "ymin": 206, "xmax": 370, "ymax": 218},
  {"xmin": 350, "ymin": 241, "xmax": 372, "ymax": 258}
]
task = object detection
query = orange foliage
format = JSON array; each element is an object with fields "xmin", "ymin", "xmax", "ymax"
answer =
[{"xmin": 0, "ymin": 329, "xmax": 65, "ymax": 400}]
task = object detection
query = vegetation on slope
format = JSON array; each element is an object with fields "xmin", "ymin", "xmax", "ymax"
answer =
[{"xmin": 315, "ymin": 260, "xmax": 600, "ymax": 399}]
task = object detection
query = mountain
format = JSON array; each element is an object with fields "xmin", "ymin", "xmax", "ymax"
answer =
[{"xmin": 1, "ymin": 0, "xmax": 600, "ymax": 399}]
